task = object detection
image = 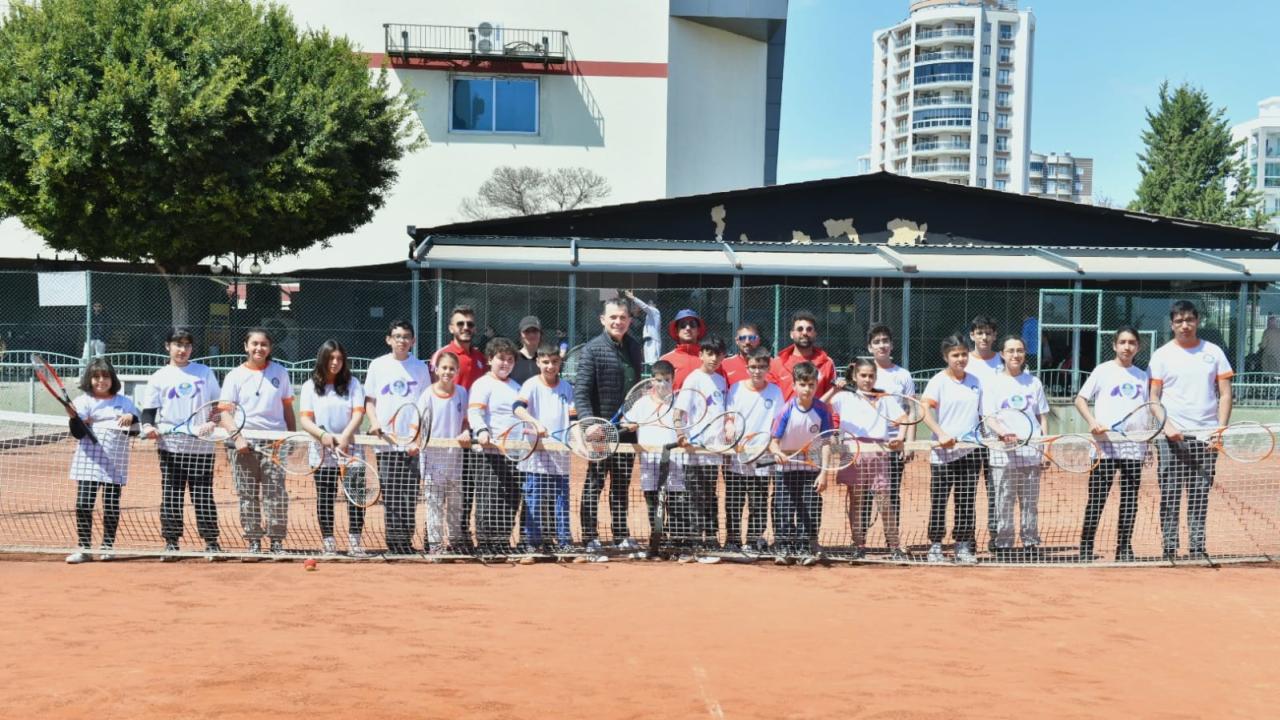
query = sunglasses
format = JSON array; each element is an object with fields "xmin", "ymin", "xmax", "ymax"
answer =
[
  {"xmin": 676, "ymin": 320, "xmax": 700, "ymax": 329},
  {"xmin": 453, "ymin": 320, "xmax": 476, "ymax": 328},
  {"xmin": 794, "ymin": 326, "xmax": 816, "ymax": 334},
  {"xmin": 737, "ymin": 334, "xmax": 759, "ymax": 342}
]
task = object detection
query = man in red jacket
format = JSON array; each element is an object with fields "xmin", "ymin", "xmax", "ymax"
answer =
[
  {"xmin": 721, "ymin": 322, "xmax": 764, "ymax": 386},
  {"xmin": 659, "ymin": 309, "xmax": 727, "ymax": 389},
  {"xmin": 769, "ymin": 310, "xmax": 836, "ymax": 399},
  {"xmin": 431, "ymin": 305, "xmax": 487, "ymax": 390}
]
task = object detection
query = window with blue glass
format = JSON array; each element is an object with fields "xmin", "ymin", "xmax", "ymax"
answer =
[
  {"xmin": 451, "ymin": 76, "xmax": 539, "ymax": 134},
  {"xmin": 913, "ymin": 62, "xmax": 973, "ymax": 82}
]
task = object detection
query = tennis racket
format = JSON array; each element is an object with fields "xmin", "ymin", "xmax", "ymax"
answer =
[
  {"xmin": 941, "ymin": 408, "xmax": 1035, "ymax": 450},
  {"xmin": 1198, "ymin": 422, "xmax": 1276, "ymax": 463},
  {"xmin": 734, "ymin": 432, "xmax": 773, "ymax": 466},
  {"xmin": 664, "ymin": 387, "xmax": 711, "ymax": 432},
  {"xmin": 679, "ymin": 410, "xmax": 746, "ymax": 454},
  {"xmin": 159, "ymin": 400, "xmax": 246, "ymax": 442},
  {"xmin": 572, "ymin": 378, "xmax": 674, "ymax": 458},
  {"xmin": 860, "ymin": 391, "xmax": 926, "ymax": 426},
  {"xmin": 649, "ymin": 442, "xmax": 675, "ymax": 555},
  {"xmin": 267, "ymin": 433, "xmax": 317, "ymax": 475},
  {"xmin": 758, "ymin": 428, "xmax": 858, "ymax": 472},
  {"xmin": 374, "ymin": 402, "xmax": 424, "ymax": 448},
  {"xmin": 32, "ymin": 353, "xmax": 97, "ymax": 444},
  {"xmin": 335, "ymin": 448, "xmax": 381, "ymax": 509},
  {"xmin": 567, "ymin": 417, "xmax": 620, "ymax": 461},
  {"xmin": 1035, "ymin": 433, "xmax": 1100, "ymax": 473},
  {"xmin": 1109, "ymin": 401, "xmax": 1167, "ymax": 443}
]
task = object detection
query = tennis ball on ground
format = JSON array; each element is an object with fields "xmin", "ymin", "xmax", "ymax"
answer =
[{"xmin": 303, "ymin": 558, "xmax": 318, "ymax": 571}]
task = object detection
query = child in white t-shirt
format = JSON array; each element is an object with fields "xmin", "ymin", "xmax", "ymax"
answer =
[
  {"xmin": 982, "ymin": 336, "xmax": 1049, "ymax": 557},
  {"xmin": 724, "ymin": 347, "xmax": 783, "ymax": 554},
  {"xmin": 512, "ymin": 344, "xmax": 576, "ymax": 551},
  {"xmin": 921, "ymin": 335, "xmax": 983, "ymax": 564},
  {"xmin": 417, "ymin": 351, "xmax": 470, "ymax": 553},
  {"xmin": 467, "ymin": 337, "xmax": 523, "ymax": 555},
  {"xmin": 65, "ymin": 358, "xmax": 139, "ymax": 564},
  {"xmin": 678, "ymin": 337, "xmax": 729, "ymax": 550}
]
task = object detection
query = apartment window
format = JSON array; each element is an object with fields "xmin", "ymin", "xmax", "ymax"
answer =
[
  {"xmin": 1074, "ymin": 182, "xmax": 1084, "ymax": 193},
  {"xmin": 977, "ymin": 178, "xmax": 988, "ymax": 188},
  {"xmin": 984, "ymin": 22, "xmax": 992, "ymax": 32},
  {"xmin": 1264, "ymin": 162, "xmax": 1280, "ymax": 187},
  {"xmin": 994, "ymin": 179, "xmax": 1008, "ymax": 190},
  {"xmin": 997, "ymin": 91, "xmax": 1010, "ymax": 107},
  {"xmin": 995, "ymin": 136, "xmax": 1009, "ymax": 151},
  {"xmin": 996, "ymin": 112, "xmax": 1010, "ymax": 129},
  {"xmin": 998, "ymin": 47, "xmax": 1011, "ymax": 63},
  {"xmin": 999, "ymin": 23, "xmax": 1013, "ymax": 40},
  {"xmin": 978, "ymin": 111, "xmax": 989, "ymax": 121},
  {"xmin": 981, "ymin": 89, "xmax": 990, "ymax": 100},
  {"xmin": 981, "ymin": 67, "xmax": 991, "ymax": 78},
  {"xmin": 978, "ymin": 156, "xmax": 988, "ymax": 167},
  {"xmin": 979, "ymin": 134, "xmax": 989, "ymax": 144},
  {"xmin": 451, "ymin": 76, "xmax": 539, "ymax": 133},
  {"xmin": 997, "ymin": 69, "xmax": 1011, "ymax": 84},
  {"xmin": 995, "ymin": 157, "xmax": 1009, "ymax": 173},
  {"xmin": 983, "ymin": 44, "xmax": 991, "ymax": 55},
  {"xmin": 1030, "ymin": 161, "xmax": 1044, "ymax": 173}
]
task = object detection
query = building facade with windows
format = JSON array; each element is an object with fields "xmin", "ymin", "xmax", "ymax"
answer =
[
  {"xmin": 0, "ymin": 0, "xmax": 788, "ymax": 271},
  {"xmin": 1233, "ymin": 97, "xmax": 1280, "ymax": 234},
  {"xmin": 868, "ymin": 0, "xmax": 1034, "ymax": 194},
  {"xmin": 1027, "ymin": 152, "xmax": 1092, "ymax": 204}
]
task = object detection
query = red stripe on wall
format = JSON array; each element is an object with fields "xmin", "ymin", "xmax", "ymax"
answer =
[{"xmin": 364, "ymin": 52, "xmax": 667, "ymax": 78}]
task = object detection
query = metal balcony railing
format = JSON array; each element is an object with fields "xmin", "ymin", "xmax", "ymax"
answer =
[{"xmin": 384, "ymin": 23, "xmax": 568, "ymax": 64}]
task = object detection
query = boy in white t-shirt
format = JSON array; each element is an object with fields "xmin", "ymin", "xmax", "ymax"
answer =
[
  {"xmin": 966, "ymin": 315, "xmax": 1003, "ymax": 550},
  {"xmin": 1149, "ymin": 300, "xmax": 1233, "ymax": 561},
  {"xmin": 468, "ymin": 337, "xmax": 523, "ymax": 555},
  {"xmin": 921, "ymin": 334, "xmax": 983, "ymax": 564},
  {"xmin": 866, "ymin": 324, "xmax": 915, "ymax": 546},
  {"xmin": 417, "ymin": 351, "xmax": 470, "ymax": 554},
  {"xmin": 678, "ymin": 337, "xmax": 728, "ymax": 550},
  {"xmin": 363, "ymin": 320, "xmax": 431, "ymax": 555},
  {"xmin": 724, "ymin": 347, "xmax": 783, "ymax": 554},
  {"xmin": 631, "ymin": 361, "xmax": 690, "ymax": 558},
  {"xmin": 139, "ymin": 328, "xmax": 223, "ymax": 558},
  {"xmin": 512, "ymin": 344, "xmax": 576, "ymax": 551}
]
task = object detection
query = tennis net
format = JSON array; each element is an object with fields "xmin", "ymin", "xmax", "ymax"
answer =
[{"xmin": 2, "ymin": 410, "xmax": 1278, "ymax": 564}]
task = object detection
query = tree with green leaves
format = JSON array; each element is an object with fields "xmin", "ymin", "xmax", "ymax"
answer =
[
  {"xmin": 1129, "ymin": 82, "xmax": 1266, "ymax": 228},
  {"xmin": 0, "ymin": 0, "xmax": 425, "ymax": 325}
]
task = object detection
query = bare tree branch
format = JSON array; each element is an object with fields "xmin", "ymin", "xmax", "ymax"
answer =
[
  {"xmin": 458, "ymin": 166, "xmax": 612, "ymax": 219},
  {"xmin": 545, "ymin": 167, "xmax": 612, "ymax": 212}
]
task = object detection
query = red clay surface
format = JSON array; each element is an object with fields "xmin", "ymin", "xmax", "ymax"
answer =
[{"xmin": 2, "ymin": 559, "xmax": 1277, "ymax": 719}]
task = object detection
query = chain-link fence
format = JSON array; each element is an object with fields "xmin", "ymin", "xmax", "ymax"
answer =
[{"xmin": 3, "ymin": 269, "xmax": 1278, "ymax": 410}]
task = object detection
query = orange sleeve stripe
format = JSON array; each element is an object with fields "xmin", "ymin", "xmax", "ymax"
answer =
[
  {"xmin": 351, "ymin": 407, "xmax": 365, "ymax": 415},
  {"xmin": 467, "ymin": 402, "xmax": 486, "ymax": 409},
  {"xmin": 1149, "ymin": 378, "xmax": 1164, "ymax": 387},
  {"xmin": 282, "ymin": 397, "xmax": 294, "ymax": 405},
  {"xmin": 923, "ymin": 397, "xmax": 939, "ymax": 409},
  {"xmin": 300, "ymin": 411, "xmax": 315, "ymax": 418},
  {"xmin": 1217, "ymin": 371, "xmax": 1235, "ymax": 380}
]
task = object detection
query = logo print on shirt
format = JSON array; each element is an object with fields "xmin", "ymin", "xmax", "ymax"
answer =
[
  {"xmin": 1116, "ymin": 382, "xmax": 1139, "ymax": 399},
  {"xmin": 167, "ymin": 380, "xmax": 203, "ymax": 399},
  {"xmin": 808, "ymin": 423, "xmax": 820, "ymax": 433},
  {"xmin": 764, "ymin": 398, "xmax": 774, "ymax": 409},
  {"xmin": 385, "ymin": 379, "xmax": 418, "ymax": 397},
  {"xmin": 1005, "ymin": 394, "xmax": 1028, "ymax": 411},
  {"xmin": 1201, "ymin": 353, "xmax": 1214, "ymax": 364},
  {"xmin": 269, "ymin": 377, "xmax": 281, "ymax": 389}
]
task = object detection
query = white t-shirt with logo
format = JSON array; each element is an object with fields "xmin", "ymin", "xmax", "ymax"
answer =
[
  {"xmin": 364, "ymin": 353, "xmax": 431, "ymax": 453},
  {"xmin": 981, "ymin": 372, "xmax": 1048, "ymax": 467},
  {"xmin": 830, "ymin": 391, "xmax": 903, "ymax": 443},
  {"xmin": 726, "ymin": 381, "xmax": 784, "ymax": 476},
  {"xmin": 299, "ymin": 377, "xmax": 365, "ymax": 468},
  {"xmin": 636, "ymin": 398, "xmax": 684, "ymax": 492},
  {"xmin": 922, "ymin": 371, "xmax": 982, "ymax": 464},
  {"xmin": 1149, "ymin": 340, "xmax": 1233, "ymax": 434},
  {"xmin": 417, "ymin": 385, "xmax": 468, "ymax": 486},
  {"xmin": 220, "ymin": 362, "xmax": 293, "ymax": 432},
  {"xmin": 468, "ymin": 374, "xmax": 522, "ymax": 455},
  {"xmin": 141, "ymin": 362, "xmax": 221, "ymax": 454},
  {"xmin": 874, "ymin": 363, "xmax": 915, "ymax": 397},
  {"xmin": 71, "ymin": 393, "xmax": 140, "ymax": 485},
  {"xmin": 680, "ymin": 368, "xmax": 729, "ymax": 467},
  {"xmin": 1078, "ymin": 360, "xmax": 1150, "ymax": 461},
  {"xmin": 515, "ymin": 376, "xmax": 575, "ymax": 476}
]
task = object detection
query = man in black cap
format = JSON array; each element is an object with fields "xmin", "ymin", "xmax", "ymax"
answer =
[{"xmin": 510, "ymin": 315, "xmax": 542, "ymax": 386}]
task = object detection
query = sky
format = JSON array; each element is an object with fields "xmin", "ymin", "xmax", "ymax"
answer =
[{"xmin": 776, "ymin": 0, "xmax": 1280, "ymax": 206}]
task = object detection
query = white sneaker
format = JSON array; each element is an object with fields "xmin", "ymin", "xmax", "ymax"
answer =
[
  {"xmin": 65, "ymin": 551, "xmax": 91, "ymax": 564},
  {"xmin": 696, "ymin": 554, "xmax": 722, "ymax": 564},
  {"xmin": 348, "ymin": 534, "xmax": 368, "ymax": 558},
  {"xmin": 926, "ymin": 543, "xmax": 946, "ymax": 564},
  {"xmin": 956, "ymin": 542, "xmax": 977, "ymax": 564},
  {"xmin": 97, "ymin": 545, "xmax": 116, "ymax": 562},
  {"xmin": 321, "ymin": 537, "xmax": 338, "ymax": 556},
  {"xmin": 616, "ymin": 538, "xmax": 641, "ymax": 552}
]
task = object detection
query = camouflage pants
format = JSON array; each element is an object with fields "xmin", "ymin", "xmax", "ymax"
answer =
[{"xmin": 228, "ymin": 443, "xmax": 288, "ymax": 542}]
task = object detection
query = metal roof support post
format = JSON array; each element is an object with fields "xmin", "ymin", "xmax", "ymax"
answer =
[
  {"xmin": 902, "ymin": 278, "xmax": 912, "ymax": 371},
  {"xmin": 731, "ymin": 275, "xmax": 742, "ymax": 331},
  {"xmin": 1236, "ymin": 281, "xmax": 1249, "ymax": 373},
  {"xmin": 435, "ymin": 268, "xmax": 445, "ymax": 354},
  {"xmin": 773, "ymin": 284, "xmax": 781, "ymax": 355},
  {"xmin": 410, "ymin": 267, "xmax": 421, "ymax": 359},
  {"xmin": 568, "ymin": 272, "xmax": 578, "ymax": 348},
  {"xmin": 1071, "ymin": 280, "xmax": 1082, "ymax": 395}
]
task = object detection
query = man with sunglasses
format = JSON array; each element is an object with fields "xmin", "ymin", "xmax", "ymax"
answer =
[
  {"xmin": 660, "ymin": 309, "xmax": 728, "ymax": 390},
  {"xmin": 768, "ymin": 310, "xmax": 836, "ymax": 400},
  {"xmin": 722, "ymin": 323, "xmax": 765, "ymax": 386},
  {"xmin": 431, "ymin": 305, "xmax": 488, "ymax": 553}
]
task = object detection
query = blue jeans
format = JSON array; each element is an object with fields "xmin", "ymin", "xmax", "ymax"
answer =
[
  {"xmin": 523, "ymin": 474, "xmax": 571, "ymax": 547},
  {"xmin": 772, "ymin": 470, "xmax": 820, "ymax": 551}
]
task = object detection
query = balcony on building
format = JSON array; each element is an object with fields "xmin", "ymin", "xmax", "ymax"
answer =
[
  {"xmin": 915, "ymin": 73, "xmax": 973, "ymax": 87},
  {"xmin": 383, "ymin": 22, "xmax": 569, "ymax": 66},
  {"xmin": 912, "ymin": 161, "xmax": 971, "ymax": 176}
]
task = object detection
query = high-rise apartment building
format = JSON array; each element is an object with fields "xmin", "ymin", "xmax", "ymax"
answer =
[
  {"xmin": 869, "ymin": 0, "xmax": 1035, "ymax": 193},
  {"xmin": 1233, "ymin": 97, "xmax": 1280, "ymax": 233},
  {"xmin": 1028, "ymin": 152, "xmax": 1092, "ymax": 204}
]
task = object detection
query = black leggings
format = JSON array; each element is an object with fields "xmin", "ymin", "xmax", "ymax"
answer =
[
  {"xmin": 1081, "ymin": 458, "xmax": 1143, "ymax": 550},
  {"xmin": 76, "ymin": 481, "xmax": 122, "ymax": 549},
  {"xmin": 158, "ymin": 450, "xmax": 218, "ymax": 543},
  {"xmin": 315, "ymin": 467, "xmax": 366, "ymax": 538}
]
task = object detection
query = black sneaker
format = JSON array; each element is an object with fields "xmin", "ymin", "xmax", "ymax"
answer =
[
  {"xmin": 205, "ymin": 541, "xmax": 224, "ymax": 562},
  {"xmin": 1190, "ymin": 548, "xmax": 1211, "ymax": 562},
  {"xmin": 1162, "ymin": 547, "xmax": 1177, "ymax": 562}
]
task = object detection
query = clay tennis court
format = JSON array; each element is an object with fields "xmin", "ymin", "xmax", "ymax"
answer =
[{"xmin": 2, "ymin": 557, "xmax": 1277, "ymax": 719}]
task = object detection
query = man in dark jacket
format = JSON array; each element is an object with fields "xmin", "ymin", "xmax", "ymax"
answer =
[{"xmin": 574, "ymin": 296, "xmax": 645, "ymax": 556}]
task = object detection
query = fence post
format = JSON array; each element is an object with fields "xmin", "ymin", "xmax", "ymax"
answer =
[
  {"xmin": 772, "ymin": 284, "xmax": 780, "ymax": 352},
  {"xmin": 568, "ymin": 272, "xmax": 577, "ymax": 348},
  {"xmin": 83, "ymin": 270, "xmax": 93, "ymax": 363},
  {"xmin": 435, "ymin": 268, "xmax": 445, "ymax": 353},
  {"xmin": 731, "ymin": 275, "xmax": 741, "ymax": 330},
  {"xmin": 410, "ymin": 267, "xmax": 420, "ymax": 359},
  {"xmin": 902, "ymin": 278, "xmax": 912, "ymax": 370},
  {"xmin": 1236, "ymin": 281, "xmax": 1248, "ymax": 372},
  {"xmin": 1071, "ymin": 280, "xmax": 1082, "ymax": 395}
]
